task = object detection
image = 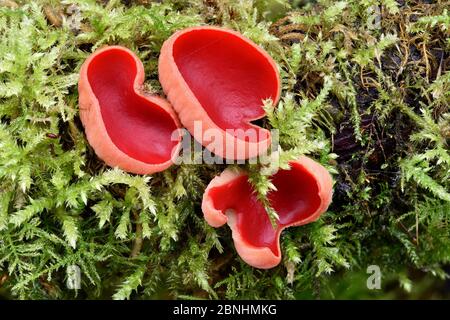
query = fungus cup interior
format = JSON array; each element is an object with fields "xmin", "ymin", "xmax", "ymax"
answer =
[
  {"xmin": 172, "ymin": 29, "xmax": 279, "ymax": 142},
  {"xmin": 87, "ymin": 48, "xmax": 179, "ymax": 164},
  {"xmin": 208, "ymin": 163, "xmax": 321, "ymax": 256}
]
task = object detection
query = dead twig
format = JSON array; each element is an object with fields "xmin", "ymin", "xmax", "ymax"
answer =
[
  {"xmin": 130, "ymin": 211, "xmax": 143, "ymax": 258},
  {"xmin": 44, "ymin": 5, "xmax": 63, "ymax": 27}
]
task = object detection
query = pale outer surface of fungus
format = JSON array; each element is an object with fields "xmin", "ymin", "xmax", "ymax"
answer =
[
  {"xmin": 159, "ymin": 26, "xmax": 281, "ymax": 160},
  {"xmin": 202, "ymin": 156, "xmax": 333, "ymax": 269},
  {"xmin": 78, "ymin": 46, "xmax": 182, "ymax": 174}
]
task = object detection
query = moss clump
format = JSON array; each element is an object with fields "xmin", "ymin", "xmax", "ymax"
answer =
[{"xmin": 0, "ymin": 0, "xmax": 448, "ymax": 299}]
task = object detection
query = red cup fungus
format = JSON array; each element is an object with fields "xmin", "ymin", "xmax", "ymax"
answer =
[
  {"xmin": 159, "ymin": 26, "xmax": 281, "ymax": 160},
  {"xmin": 201, "ymin": 156, "xmax": 333, "ymax": 269},
  {"xmin": 78, "ymin": 46, "xmax": 182, "ymax": 174}
]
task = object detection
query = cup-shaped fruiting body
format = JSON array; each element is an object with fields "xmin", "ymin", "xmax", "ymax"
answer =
[
  {"xmin": 159, "ymin": 26, "xmax": 281, "ymax": 160},
  {"xmin": 78, "ymin": 46, "xmax": 182, "ymax": 174},
  {"xmin": 201, "ymin": 156, "xmax": 333, "ymax": 269}
]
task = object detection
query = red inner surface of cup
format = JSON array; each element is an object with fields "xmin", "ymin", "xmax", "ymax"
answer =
[
  {"xmin": 87, "ymin": 49, "xmax": 179, "ymax": 164},
  {"xmin": 208, "ymin": 163, "xmax": 321, "ymax": 256},
  {"xmin": 172, "ymin": 29, "xmax": 278, "ymax": 142}
]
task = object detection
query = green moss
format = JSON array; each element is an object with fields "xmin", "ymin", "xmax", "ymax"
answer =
[{"xmin": 0, "ymin": 0, "xmax": 448, "ymax": 299}]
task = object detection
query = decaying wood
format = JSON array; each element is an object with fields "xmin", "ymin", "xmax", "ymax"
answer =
[{"xmin": 0, "ymin": 0, "xmax": 18, "ymax": 9}]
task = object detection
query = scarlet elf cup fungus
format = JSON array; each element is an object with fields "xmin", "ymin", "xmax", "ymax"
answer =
[
  {"xmin": 201, "ymin": 156, "xmax": 333, "ymax": 269},
  {"xmin": 78, "ymin": 46, "xmax": 182, "ymax": 174},
  {"xmin": 158, "ymin": 26, "xmax": 281, "ymax": 160}
]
